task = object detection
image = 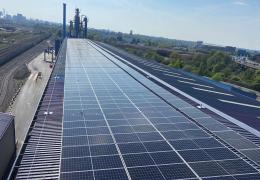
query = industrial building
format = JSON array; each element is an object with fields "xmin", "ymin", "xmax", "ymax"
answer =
[
  {"xmin": 4, "ymin": 4, "xmax": 260, "ymax": 180},
  {"xmin": 0, "ymin": 113, "xmax": 15, "ymax": 180},
  {"xmin": 6, "ymin": 37, "xmax": 260, "ymax": 179}
]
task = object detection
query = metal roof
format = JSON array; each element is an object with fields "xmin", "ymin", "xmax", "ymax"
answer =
[
  {"xmin": 0, "ymin": 113, "xmax": 14, "ymax": 139},
  {"xmin": 10, "ymin": 39, "xmax": 260, "ymax": 180}
]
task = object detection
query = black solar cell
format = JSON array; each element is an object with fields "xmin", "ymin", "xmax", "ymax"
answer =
[
  {"xmin": 64, "ymin": 121, "xmax": 85, "ymax": 128},
  {"xmin": 175, "ymin": 122, "xmax": 200, "ymax": 130},
  {"xmin": 233, "ymin": 173, "xmax": 260, "ymax": 180},
  {"xmin": 127, "ymin": 118, "xmax": 150, "ymax": 125},
  {"xmin": 128, "ymin": 166, "xmax": 165, "ymax": 180},
  {"xmin": 162, "ymin": 130, "xmax": 187, "ymax": 140},
  {"xmin": 87, "ymin": 127, "xmax": 110, "ymax": 135},
  {"xmin": 123, "ymin": 153, "xmax": 155, "ymax": 167},
  {"xmin": 178, "ymin": 149, "xmax": 213, "ymax": 162},
  {"xmin": 150, "ymin": 151, "xmax": 183, "ymax": 164},
  {"xmin": 62, "ymin": 146, "xmax": 90, "ymax": 158},
  {"xmin": 149, "ymin": 117, "xmax": 170, "ymax": 124},
  {"xmin": 90, "ymin": 144, "xmax": 118, "ymax": 156},
  {"xmin": 158, "ymin": 164, "xmax": 196, "ymax": 179},
  {"xmin": 184, "ymin": 129, "xmax": 210, "ymax": 138},
  {"xmin": 241, "ymin": 149, "xmax": 260, "ymax": 165},
  {"xmin": 114, "ymin": 133, "xmax": 140, "ymax": 143},
  {"xmin": 225, "ymin": 138, "xmax": 259, "ymax": 150},
  {"xmin": 204, "ymin": 148, "xmax": 238, "ymax": 160},
  {"xmin": 85, "ymin": 120, "xmax": 107, "ymax": 127},
  {"xmin": 108, "ymin": 120, "xmax": 130, "ymax": 126},
  {"xmin": 132, "ymin": 125, "xmax": 156, "ymax": 133},
  {"xmin": 60, "ymin": 171, "xmax": 94, "ymax": 180},
  {"xmin": 202, "ymin": 176, "xmax": 235, "ymax": 180},
  {"xmin": 61, "ymin": 157, "xmax": 92, "ymax": 172},
  {"xmin": 63, "ymin": 128, "xmax": 87, "ymax": 136},
  {"xmin": 154, "ymin": 123, "xmax": 178, "ymax": 131},
  {"xmin": 167, "ymin": 116, "xmax": 190, "ymax": 123},
  {"xmin": 193, "ymin": 138, "xmax": 224, "ymax": 148},
  {"xmin": 143, "ymin": 141, "xmax": 172, "ymax": 152},
  {"xmin": 137, "ymin": 132, "xmax": 164, "ymax": 141},
  {"xmin": 62, "ymin": 136, "xmax": 89, "ymax": 146},
  {"xmin": 111, "ymin": 126, "xmax": 134, "ymax": 134},
  {"xmin": 218, "ymin": 159, "xmax": 258, "ymax": 174},
  {"xmin": 189, "ymin": 161, "xmax": 228, "ymax": 177},
  {"xmin": 118, "ymin": 143, "xmax": 147, "ymax": 154},
  {"xmin": 92, "ymin": 155, "xmax": 123, "ymax": 170},
  {"xmin": 169, "ymin": 139, "xmax": 199, "ymax": 150},
  {"xmin": 88, "ymin": 135, "xmax": 114, "ymax": 145},
  {"xmin": 94, "ymin": 169, "xmax": 128, "ymax": 180}
]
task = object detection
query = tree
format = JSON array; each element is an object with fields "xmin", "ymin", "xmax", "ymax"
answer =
[
  {"xmin": 212, "ymin": 73, "xmax": 224, "ymax": 81},
  {"xmin": 198, "ymin": 59, "xmax": 208, "ymax": 76},
  {"xmin": 170, "ymin": 59, "xmax": 183, "ymax": 68},
  {"xmin": 170, "ymin": 51, "xmax": 180, "ymax": 59}
]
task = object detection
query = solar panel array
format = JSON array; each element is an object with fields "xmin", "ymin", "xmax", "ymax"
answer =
[
  {"xmin": 91, "ymin": 41, "xmax": 260, "ymax": 169},
  {"xmin": 60, "ymin": 39, "xmax": 260, "ymax": 180}
]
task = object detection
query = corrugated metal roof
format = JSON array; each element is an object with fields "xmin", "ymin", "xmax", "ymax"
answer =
[{"xmin": 0, "ymin": 112, "xmax": 14, "ymax": 139}]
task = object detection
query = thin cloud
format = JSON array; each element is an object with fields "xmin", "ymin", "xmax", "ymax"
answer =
[{"xmin": 234, "ymin": 1, "xmax": 248, "ymax": 6}]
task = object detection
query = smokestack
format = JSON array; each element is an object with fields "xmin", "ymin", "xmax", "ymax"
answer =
[
  {"xmin": 83, "ymin": 17, "xmax": 88, "ymax": 39},
  {"xmin": 74, "ymin": 8, "xmax": 80, "ymax": 38},
  {"xmin": 63, "ymin": 3, "xmax": 66, "ymax": 39}
]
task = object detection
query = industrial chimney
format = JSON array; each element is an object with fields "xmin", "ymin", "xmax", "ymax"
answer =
[
  {"xmin": 83, "ymin": 17, "xmax": 88, "ymax": 39},
  {"xmin": 63, "ymin": 3, "xmax": 66, "ymax": 39},
  {"xmin": 74, "ymin": 8, "xmax": 80, "ymax": 38}
]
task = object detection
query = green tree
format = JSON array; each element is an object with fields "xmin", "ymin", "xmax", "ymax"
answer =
[
  {"xmin": 212, "ymin": 73, "xmax": 225, "ymax": 81},
  {"xmin": 170, "ymin": 51, "xmax": 180, "ymax": 59},
  {"xmin": 170, "ymin": 59, "xmax": 183, "ymax": 68}
]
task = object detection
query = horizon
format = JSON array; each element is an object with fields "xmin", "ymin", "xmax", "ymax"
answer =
[{"xmin": 1, "ymin": 0, "xmax": 260, "ymax": 50}]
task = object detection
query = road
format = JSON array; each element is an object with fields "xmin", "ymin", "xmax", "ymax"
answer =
[
  {"xmin": 97, "ymin": 42, "xmax": 260, "ymax": 133},
  {"xmin": 7, "ymin": 53, "xmax": 52, "ymax": 151},
  {"xmin": 235, "ymin": 59, "xmax": 260, "ymax": 70}
]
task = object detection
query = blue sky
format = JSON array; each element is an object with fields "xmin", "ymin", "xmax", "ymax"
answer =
[{"xmin": 1, "ymin": 0, "xmax": 260, "ymax": 50}]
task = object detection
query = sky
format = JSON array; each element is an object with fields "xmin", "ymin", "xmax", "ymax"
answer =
[{"xmin": 1, "ymin": 0, "xmax": 260, "ymax": 50}]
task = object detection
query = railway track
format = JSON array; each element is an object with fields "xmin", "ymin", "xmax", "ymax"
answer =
[{"xmin": 0, "ymin": 38, "xmax": 52, "ymax": 111}]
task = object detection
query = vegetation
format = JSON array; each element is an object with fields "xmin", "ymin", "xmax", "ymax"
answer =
[
  {"xmin": 120, "ymin": 46, "xmax": 260, "ymax": 91},
  {"xmin": 13, "ymin": 64, "xmax": 30, "ymax": 80}
]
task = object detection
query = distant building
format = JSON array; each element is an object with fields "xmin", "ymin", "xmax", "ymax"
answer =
[
  {"xmin": 130, "ymin": 30, "xmax": 133, "ymax": 35},
  {"xmin": 253, "ymin": 54, "xmax": 260, "ymax": 63},
  {"xmin": 196, "ymin": 42, "xmax": 236, "ymax": 54},
  {"xmin": 13, "ymin": 13, "xmax": 26, "ymax": 23},
  {"xmin": 5, "ymin": 14, "xmax": 12, "ymax": 20},
  {"xmin": 237, "ymin": 49, "xmax": 249, "ymax": 57},
  {"xmin": 225, "ymin": 46, "xmax": 236, "ymax": 54},
  {"xmin": 195, "ymin": 41, "xmax": 203, "ymax": 48}
]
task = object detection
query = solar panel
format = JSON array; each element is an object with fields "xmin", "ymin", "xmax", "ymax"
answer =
[
  {"xmin": 189, "ymin": 161, "xmax": 228, "ymax": 177},
  {"xmin": 158, "ymin": 164, "xmax": 196, "ymax": 179},
  {"xmin": 11, "ymin": 39, "xmax": 260, "ymax": 179},
  {"xmin": 59, "ymin": 39, "xmax": 260, "ymax": 179},
  {"xmin": 128, "ymin": 166, "xmax": 165, "ymax": 180}
]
